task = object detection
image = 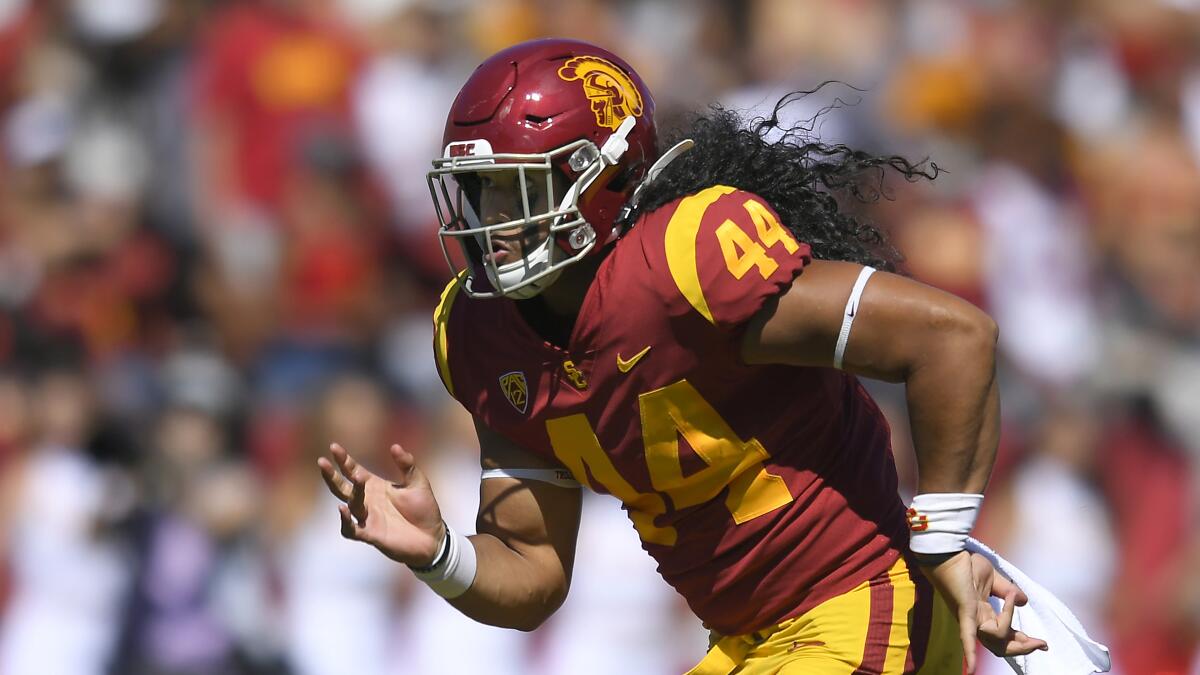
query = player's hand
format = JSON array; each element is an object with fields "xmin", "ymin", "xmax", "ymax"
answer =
[
  {"xmin": 918, "ymin": 551, "xmax": 1049, "ymax": 673},
  {"xmin": 317, "ymin": 442, "xmax": 446, "ymax": 567}
]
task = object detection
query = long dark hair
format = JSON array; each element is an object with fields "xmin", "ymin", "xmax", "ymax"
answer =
[{"xmin": 627, "ymin": 86, "xmax": 940, "ymax": 271}]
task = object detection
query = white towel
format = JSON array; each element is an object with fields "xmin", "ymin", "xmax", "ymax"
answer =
[{"xmin": 965, "ymin": 537, "xmax": 1112, "ymax": 675}]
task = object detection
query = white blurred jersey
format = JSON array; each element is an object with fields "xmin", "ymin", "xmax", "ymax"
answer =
[
  {"xmin": 532, "ymin": 493, "xmax": 707, "ymax": 675},
  {"xmin": 279, "ymin": 489, "xmax": 403, "ymax": 675},
  {"xmin": 0, "ymin": 447, "xmax": 131, "ymax": 675}
]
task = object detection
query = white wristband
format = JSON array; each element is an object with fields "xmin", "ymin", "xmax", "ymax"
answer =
[
  {"xmin": 907, "ymin": 493, "xmax": 984, "ymax": 555},
  {"xmin": 411, "ymin": 523, "xmax": 478, "ymax": 598}
]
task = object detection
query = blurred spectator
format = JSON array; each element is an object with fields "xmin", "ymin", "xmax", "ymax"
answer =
[
  {"xmin": 971, "ymin": 103, "xmax": 1099, "ymax": 388},
  {"xmin": 1099, "ymin": 410, "xmax": 1197, "ymax": 674},
  {"xmin": 190, "ymin": 0, "xmax": 362, "ymax": 225},
  {"xmin": 191, "ymin": 208, "xmax": 284, "ymax": 365},
  {"xmin": 1082, "ymin": 122, "xmax": 1200, "ymax": 452},
  {"xmin": 0, "ymin": 0, "xmax": 42, "ymax": 106},
  {"xmin": 351, "ymin": 0, "xmax": 456, "ymax": 277},
  {"xmin": 113, "ymin": 404, "xmax": 260, "ymax": 675},
  {"xmin": 264, "ymin": 373, "xmax": 406, "ymax": 675},
  {"xmin": 0, "ymin": 367, "xmax": 135, "ymax": 675},
  {"xmin": 975, "ymin": 400, "xmax": 1118, "ymax": 675},
  {"xmin": 0, "ymin": 371, "xmax": 30, "ymax": 466},
  {"xmin": 532, "ymin": 492, "xmax": 708, "ymax": 675},
  {"xmin": 66, "ymin": 0, "xmax": 205, "ymax": 246}
]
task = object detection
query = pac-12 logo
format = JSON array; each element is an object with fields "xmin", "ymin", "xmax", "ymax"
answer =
[
  {"xmin": 556, "ymin": 56, "xmax": 643, "ymax": 131},
  {"xmin": 499, "ymin": 371, "xmax": 528, "ymax": 414}
]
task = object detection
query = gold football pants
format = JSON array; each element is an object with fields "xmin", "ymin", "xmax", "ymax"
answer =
[{"xmin": 686, "ymin": 556, "xmax": 964, "ymax": 675}]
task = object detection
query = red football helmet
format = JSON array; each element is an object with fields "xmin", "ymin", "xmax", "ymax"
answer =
[{"xmin": 428, "ymin": 38, "xmax": 658, "ymax": 299}]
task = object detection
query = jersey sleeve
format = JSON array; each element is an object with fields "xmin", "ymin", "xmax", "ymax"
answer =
[{"xmin": 659, "ymin": 185, "xmax": 812, "ymax": 331}]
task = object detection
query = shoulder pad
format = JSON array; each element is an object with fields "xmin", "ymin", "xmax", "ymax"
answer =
[{"xmin": 661, "ymin": 186, "xmax": 811, "ymax": 329}]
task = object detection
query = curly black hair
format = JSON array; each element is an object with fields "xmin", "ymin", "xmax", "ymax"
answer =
[{"xmin": 626, "ymin": 86, "xmax": 941, "ymax": 272}]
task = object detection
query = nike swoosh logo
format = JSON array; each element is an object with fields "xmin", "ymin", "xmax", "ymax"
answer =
[{"xmin": 616, "ymin": 345, "xmax": 652, "ymax": 373}]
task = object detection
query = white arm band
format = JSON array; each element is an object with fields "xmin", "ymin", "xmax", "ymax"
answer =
[
  {"xmin": 833, "ymin": 266, "xmax": 876, "ymax": 369},
  {"xmin": 481, "ymin": 467, "xmax": 581, "ymax": 488},
  {"xmin": 907, "ymin": 493, "xmax": 984, "ymax": 555},
  {"xmin": 410, "ymin": 523, "xmax": 477, "ymax": 598}
]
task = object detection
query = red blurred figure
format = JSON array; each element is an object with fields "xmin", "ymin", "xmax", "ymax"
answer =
[{"xmin": 191, "ymin": 0, "xmax": 362, "ymax": 219}]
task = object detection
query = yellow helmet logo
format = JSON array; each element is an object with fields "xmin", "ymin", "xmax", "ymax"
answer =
[{"xmin": 557, "ymin": 56, "xmax": 644, "ymax": 131}]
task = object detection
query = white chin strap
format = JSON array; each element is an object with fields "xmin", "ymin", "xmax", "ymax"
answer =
[
  {"xmin": 643, "ymin": 139, "xmax": 694, "ymax": 186},
  {"xmin": 612, "ymin": 138, "xmax": 694, "ymax": 239},
  {"xmin": 486, "ymin": 237, "xmax": 561, "ymax": 299}
]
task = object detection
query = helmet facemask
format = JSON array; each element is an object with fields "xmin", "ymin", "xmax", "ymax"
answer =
[{"xmin": 428, "ymin": 117, "xmax": 637, "ymax": 299}]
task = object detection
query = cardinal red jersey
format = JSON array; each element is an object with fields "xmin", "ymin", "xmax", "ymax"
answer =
[{"xmin": 433, "ymin": 185, "xmax": 909, "ymax": 636}]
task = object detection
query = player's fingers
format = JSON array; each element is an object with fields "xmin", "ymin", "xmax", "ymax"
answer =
[
  {"xmin": 348, "ymin": 472, "xmax": 369, "ymax": 522},
  {"xmin": 338, "ymin": 503, "xmax": 369, "ymax": 542},
  {"xmin": 977, "ymin": 591, "xmax": 1019, "ymax": 656},
  {"xmin": 332, "ymin": 443, "xmax": 372, "ymax": 514},
  {"xmin": 1006, "ymin": 631, "xmax": 1049, "ymax": 655},
  {"xmin": 990, "ymin": 573, "xmax": 1029, "ymax": 606},
  {"xmin": 959, "ymin": 609, "xmax": 978, "ymax": 674},
  {"xmin": 329, "ymin": 442, "xmax": 349, "ymax": 468},
  {"xmin": 330, "ymin": 443, "xmax": 363, "ymax": 482},
  {"xmin": 996, "ymin": 590, "xmax": 1017, "ymax": 635},
  {"xmin": 317, "ymin": 457, "xmax": 352, "ymax": 501},
  {"xmin": 389, "ymin": 444, "xmax": 414, "ymax": 485}
]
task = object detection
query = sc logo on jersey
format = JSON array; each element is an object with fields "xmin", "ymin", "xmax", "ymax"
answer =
[
  {"xmin": 499, "ymin": 371, "xmax": 529, "ymax": 414},
  {"xmin": 557, "ymin": 56, "xmax": 643, "ymax": 131}
]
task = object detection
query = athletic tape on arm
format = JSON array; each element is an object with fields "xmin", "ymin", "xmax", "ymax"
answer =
[
  {"xmin": 481, "ymin": 468, "xmax": 582, "ymax": 488},
  {"xmin": 833, "ymin": 266, "xmax": 876, "ymax": 370}
]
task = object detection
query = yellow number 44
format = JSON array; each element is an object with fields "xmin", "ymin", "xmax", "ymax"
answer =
[
  {"xmin": 716, "ymin": 198, "xmax": 800, "ymax": 280},
  {"xmin": 546, "ymin": 379, "xmax": 794, "ymax": 546}
]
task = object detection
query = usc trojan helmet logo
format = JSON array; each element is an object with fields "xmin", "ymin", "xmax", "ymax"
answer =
[
  {"xmin": 557, "ymin": 56, "xmax": 644, "ymax": 131},
  {"xmin": 499, "ymin": 371, "xmax": 528, "ymax": 414}
]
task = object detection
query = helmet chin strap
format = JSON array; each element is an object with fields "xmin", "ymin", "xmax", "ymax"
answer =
[
  {"xmin": 551, "ymin": 115, "xmax": 639, "ymax": 253},
  {"xmin": 642, "ymin": 138, "xmax": 694, "ymax": 186},
  {"xmin": 559, "ymin": 115, "xmax": 638, "ymax": 217},
  {"xmin": 612, "ymin": 138, "xmax": 694, "ymax": 238},
  {"xmin": 487, "ymin": 236, "xmax": 562, "ymax": 299},
  {"xmin": 600, "ymin": 115, "xmax": 637, "ymax": 164},
  {"xmin": 510, "ymin": 272, "xmax": 560, "ymax": 299}
]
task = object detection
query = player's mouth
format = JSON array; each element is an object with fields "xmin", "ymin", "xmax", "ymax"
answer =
[{"xmin": 484, "ymin": 238, "xmax": 520, "ymax": 266}]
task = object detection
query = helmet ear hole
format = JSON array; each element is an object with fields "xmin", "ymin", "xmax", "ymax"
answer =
[{"xmin": 604, "ymin": 159, "xmax": 642, "ymax": 193}]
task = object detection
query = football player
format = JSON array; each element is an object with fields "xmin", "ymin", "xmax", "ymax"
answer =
[{"xmin": 318, "ymin": 39, "xmax": 1049, "ymax": 673}]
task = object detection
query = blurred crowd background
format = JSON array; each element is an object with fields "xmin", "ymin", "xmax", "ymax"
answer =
[{"xmin": 0, "ymin": 0, "xmax": 1198, "ymax": 673}]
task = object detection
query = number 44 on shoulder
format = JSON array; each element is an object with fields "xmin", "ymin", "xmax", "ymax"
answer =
[{"xmin": 717, "ymin": 199, "xmax": 801, "ymax": 280}]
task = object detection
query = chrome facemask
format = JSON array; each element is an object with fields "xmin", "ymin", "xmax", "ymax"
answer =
[{"xmin": 427, "ymin": 117, "xmax": 636, "ymax": 299}]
